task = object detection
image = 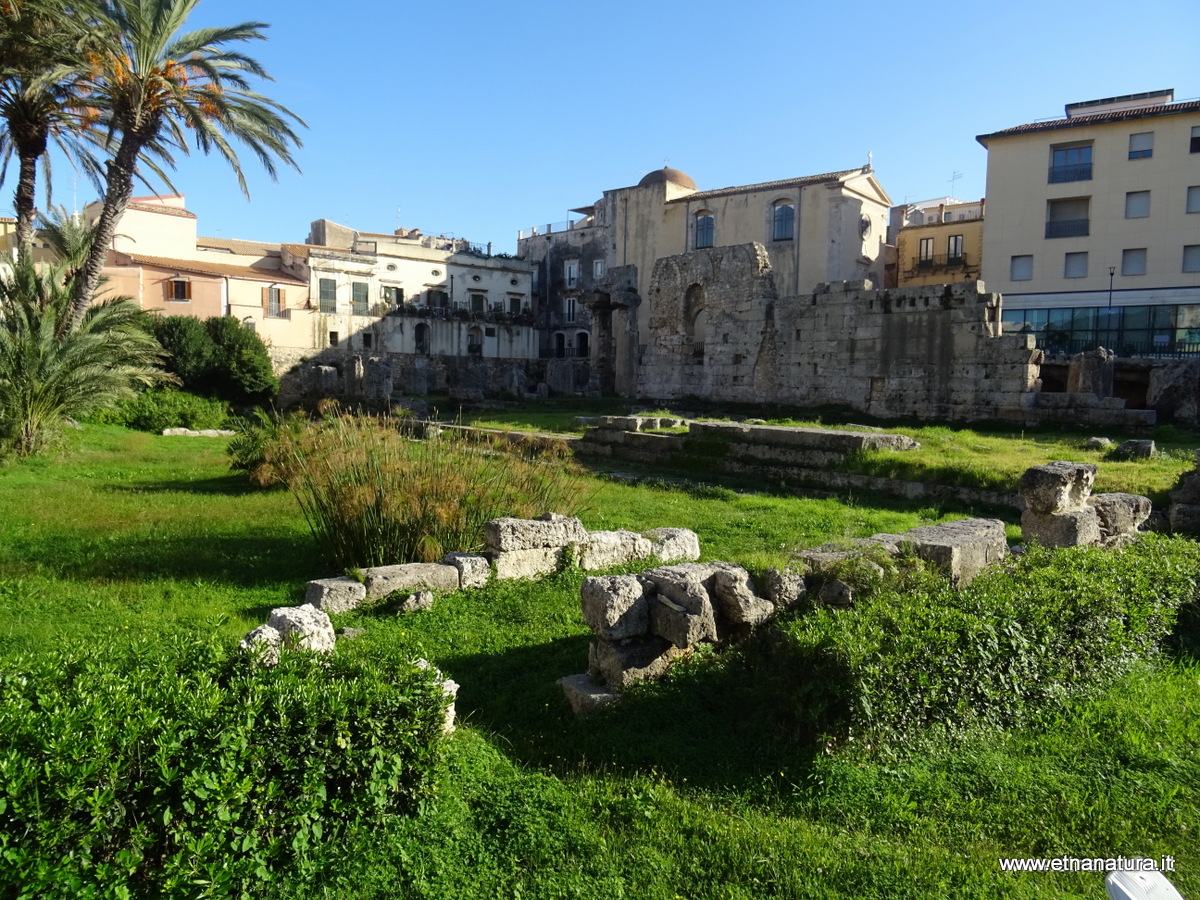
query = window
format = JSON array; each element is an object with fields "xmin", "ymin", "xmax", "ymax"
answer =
[
  {"xmin": 318, "ymin": 278, "xmax": 336, "ymax": 313},
  {"xmin": 1192, "ymin": 126, "xmax": 1200, "ymax": 154},
  {"xmin": 265, "ymin": 286, "xmax": 284, "ymax": 317},
  {"xmin": 1128, "ymin": 132, "xmax": 1154, "ymax": 159},
  {"xmin": 508, "ymin": 293, "xmax": 523, "ymax": 314},
  {"xmin": 593, "ymin": 259, "xmax": 605, "ymax": 279},
  {"xmin": 695, "ymin": 212, "xmax": 714, "ymax": 249},
  {"xmin": 1045, "ymin": 197, "xmax": 1090, "ymax": 238},
  {"xmin": 1125, "ymin": 191, "xmax": 1151, "ymax": 219},
  {"xmin": 565, "ymin": 296, "xmax": 577, "ymax": 323},
  {"xmin": 1184, "ymin": 245, "xmax": 1200, "ymax": 273},
  {"xmin": 1010, "ymin": 255, "xmax": 1033, "ymax": 281},
  {"xmin": 361, "ymin": 333, "xmax": 373, "ymax": 350},
  {"xmin": 1064, "ymin": 252, "xmax": 1088, "ymax": 279},
  {"xmin": 382, "ymin": 286, "xmax": 404, "ymax": 306},
  {"xmin": 918, "ymin": 237, "xmax": 934, "ymax": 268},
  {"xmin": 470, "ymin": 292, "xmax": 486, "ymax": 314},
  {"xmin": 947, "ymin": 234, "xmax": 964, "ymax": 263},
  {"xmin": 351, "ymin": 282, "xmax": 369, "ymax": 315},
  {"xmin": 1049, "ymin": 142, "xmax": 1092, "ymax": 182},
  {"xmin": 1187, "ymin": 186, "xmax": 1200, "ymax": 214},
  {"xmin": 328, "ymin": 331, "xmax": 339, "ymax": 347},
  {"xmin": 1122, "ymin": 248, "xmax": 1147, "ymax": 276},
  {"xmin": 428, "ymin": 289, "xmax": 449, "ymax": 308},
  {"xmin": 564, "ymin": 260, "xmax": 578, "ymax": 288},
  {"xmin": 771, "ymin": 201, "xmax": 795, "ymax": 241},
  {"xmin": 166, "ymin": 278, "xmax": 191, "ymax": 301}
]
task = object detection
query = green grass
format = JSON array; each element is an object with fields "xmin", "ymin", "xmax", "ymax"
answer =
[{"xmin": 2, "ymin": 423, "xmax": 1198, "ymax": 898}]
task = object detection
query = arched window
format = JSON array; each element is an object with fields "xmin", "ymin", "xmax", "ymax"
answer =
[
  {"xmin": 695, "ymin": 211, "xmax": 714, "ymax": 249},
  {"xmin": 554, "ymin": 332, "xmax": 566, "ymax": 358},
  {"xmin": 415, "ymin": 322, "xmax": 430, "ymax": 354},
  {"xmin": 772, "ymin": 201, "xmax": 795, "ymax": 241},
  {"xmin": 576, "ymin": 331, "xmax": 590, "ymax": 358}
]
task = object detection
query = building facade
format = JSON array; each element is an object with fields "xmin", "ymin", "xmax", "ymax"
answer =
[
  {"xmin": 895, "ymin": 198, "xmax": 985, "ymax": 287},
  {"xmin": 977, "ymin": 89, "xmax": 1200, "ymax": 356}
]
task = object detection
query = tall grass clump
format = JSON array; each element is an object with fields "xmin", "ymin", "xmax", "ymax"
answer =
[{"xmin": 257, "ymin": 412, "xmax": 587, "ymax": 567}]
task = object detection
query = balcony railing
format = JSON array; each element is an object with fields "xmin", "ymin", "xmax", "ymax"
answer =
[
  {"xmin": 1048, "ymin": 163, "xmax": 1092, "ymax": 183},
  {"xmin": 905, "ymin": 253, "xmax": 976, "ymax": 278},
  {"xmin": 1045, "ymin": 218, "xmax": 1090, "ymax": 239}
]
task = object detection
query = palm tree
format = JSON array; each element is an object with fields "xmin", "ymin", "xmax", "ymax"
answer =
[
  {"xmin": 0, "ymin": 0, "xmax": 106, "ymax": 260},
  {"xmin": 69, "ymin": 0, "xmax": 304, "ymax": 329},
  {"xmin": 0, "ymin": 257, "xmax": 173, "ymax": 456}
]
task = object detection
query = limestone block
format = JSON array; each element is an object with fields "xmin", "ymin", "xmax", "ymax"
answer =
[
  {"xmin": 1088, "ymin": 493, "xmax": 1152, "ymax": 538},
  {"xmin": 1017, "ymin": 461, "xmax": 1097, "ymax": 514},
  {"xmin": 1170, "ymin": 472, "xmax": 1200, "ymax": 505},
  {"xmin": 443, "ymin": 552, "xmax": 491, "ymax": 589},
  {"xmin": 1020, "ymin": 507, "xmax": 1101, "ymax": 548},
  {"xmin": 267, "ymin": 604, "xmax": 336, "ymax": 655},
  {"xmin": 645, "ymin": 566, "xmax": 720, "ymax": 648},
  {"xmin": 364, "ymin": 563, "xmax": 460, "ymax": 600},
  {"xmin": 558, "ymin": 674, "xmax": 621, "ymax": 716},
  {"xmin": 894, "ymin": 518, "xmax": 1008, "ymax": 587},
  {"xmin": 238, "ymin": 624, "xmax": 282, "ymax": 666},
  {"xmin": 1086, "ymin": 437, "xmax": 1113, "ymax": 451},
  {"xmin": 304, "ymin": 576, "xmax": 368, "ymax": 614},
  {"xmin": 580, "ymin": 530, "xmax": 654, "ymax": 570},
  {"xmin": 761, "ymin": 568, "xmax": 806, "ymax": 609},
  {"xmin": 1111, "ymin": 439, "xmax": 1155, "ymax": 460},
  {"xmin": 643, "ymin": 527, "xmax": 701, "ymax": 562},
  {"xmin": 399, "ymin": 591, "xmax": 435, "ymax": 613},
  {"xmin": 1169, "ymin": 503, "xmax": 1200, "ymax": 534},
  {"xmin": 817, "ymin": 579, "xmax": 854, "ymax": 607},
  {"xmin": 493, "ymin": 547, "xmax": 562, "ymax": 580},
  {"xmin": 587, "ymin": 637, "xmax": 685, "ymax": 689},
  {"xmin": 580, "ymin": 575, "xmax": 650, "ymax": 641},
  {"xmin": 484, "ymin": 513, "xmax": 587, "ymax": 552},
  {"xmin": 711, "ymin": 567, "xmax": 774, "ymax": 627}
]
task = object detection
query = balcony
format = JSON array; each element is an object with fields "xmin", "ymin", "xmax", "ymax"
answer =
[
  {"xmin": 904, "ymin": 253, "xmax": 977, "ymax": 280},
  {"xmin": 1048, "ymin": 163, "xmax": 1092, "ymax": 183},
  {"xmin": 1045, "ymin": 219, "xmax": 1090, "ymax": 239}
]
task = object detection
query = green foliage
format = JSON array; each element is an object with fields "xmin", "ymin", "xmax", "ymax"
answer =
[
  {"xmin": 151, "ymin": 315, "xmax": 279, "ymax": 406},
  {"xmin": 0, "ymin": 637, "xmax": 450, "ymax": 897},
  {"xmin": 153, "ymin": 315, "xmax": 215, "ymax": 387},
  {"xmin": 0, "ymin": 259, "xmax": 172, "ymax": 456},
  {"xmin": 226, "ymin": 408, "xmax": 308, "ymax": 486},
  {"xmin": 260, "ymin": 412, "xmax": 588, "ymax": 567},
  {"xmin": 771, "ymin": 536, "xmax": 1200, "ymax": 746},
  {"xmin": 95, "ymin": 387, "xmax": 231, "ymax": 433}
]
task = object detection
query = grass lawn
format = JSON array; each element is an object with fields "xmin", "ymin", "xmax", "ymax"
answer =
[{"xmin": 2, "ymin": 423, "xmax": 1198, "ymax": 898}]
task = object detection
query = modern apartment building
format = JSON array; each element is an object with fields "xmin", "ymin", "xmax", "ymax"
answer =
[{"xmin": 977, "ymin": 89, "xmax": 1200, "ymax": 356}]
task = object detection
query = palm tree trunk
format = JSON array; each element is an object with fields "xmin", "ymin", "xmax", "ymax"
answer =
[
  {"xmin": 13, "ymin": 148, "xmax": 40, "ymax": 262},
  {"xmin": 70, "ymin": 135, "xmax": 142, "ymax": 331}
]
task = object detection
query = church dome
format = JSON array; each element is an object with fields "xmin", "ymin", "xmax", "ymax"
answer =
[{"xmin": 637, "ymin": 166, "xmax": 697, "ymax": 190}]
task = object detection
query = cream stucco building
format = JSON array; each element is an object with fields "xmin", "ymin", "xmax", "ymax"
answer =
[
  {"xmin": 895, "ymin": 198, "xmax": 985, "ymax": 287},
  {"xmin": 518, "ymin": 164, "xmax": 892, "ymax": 393},
  {"xmin": 978, "ymin": 89, "xmax": 1200, "ymax": 355}
]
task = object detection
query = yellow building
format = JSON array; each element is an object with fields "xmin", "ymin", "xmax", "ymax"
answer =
[
  {"xmin": 896, "ymin": 199, "xmax": 985, "ymax": 287},
  {"xmin": 977, "ymin": 89, "xmax": 1200, "ymax": 355}
]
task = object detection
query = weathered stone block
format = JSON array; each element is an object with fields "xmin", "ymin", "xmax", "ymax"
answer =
[
  {"xmin": 1018, "ymin": 461, "xmax": 1097, "ymax": 514},
  {"xmin": 493, "ymin": 547, "xmax": 562, "ymax": 580},
  {"xmin": 580, "ymin": 530, "xmax": 653, "ymax": 570},
  {"xmin": 1170, "ymin": 472, "xmax": 1200, "ymax": 505},
  {"xmin": 305, "ymin": 576, "xmax": 368, "ymax": 614},
  {"xmin": 711, "ymin": 567, "xmax": 774, "ymax": 627},
  {"xmin": 484, "ymin": 513, "xmax": 587, "ymax": 552},
  {"xmin": 817, "ymin": 579, "xmax": 854, "ymax": 607},
  {"xmin": 1086, "ymin": 437, "xmax": 1113, "ymax": 450},
  {"xmin": 558, "ymin": 674, "xmax": 621, "ymax": 716},
  {"xmin": 894, "ymin": 518, "xmax": 1008, "ymax": 587},
  {"xmin": 1088, "ymin": 493, "xmax": 1152, "ymax": 538},
  {"xmin": 1169, "ymin": 503, "xmax": 1200, "ymax": 534},
  {"xmin": 266, "ymin": 604, "xmax": 336, "ymax": 655},
  {"xmin": 443, "ymin": 552, "xmax": 491, "ymax": 589},
  {"xmin": 238, "ymin": 624, "xmax": 282, "ymax": 666},
  {"xmin": 762, "ymin": 568, "xmax": 806, "ymax": 609},
  {"xmin": 1111, "ymin": 439, "xmax": 1156, "ymax": 460},
  {"xmin": 1020, "ymin": 507, "xmax": 1101, "ymax": 548},
  {"xmin": 587, "ymin": 637, "xmax": 685, "ymax": 689},
  {"xmin": 364, "ymin": 563, "xmax": 460, "ymax": 600},
  {"xmin": 643, "ymin": 527, "xmax": 700, "ymax": 562},
  {"xmin": 580, "ymin": 575, "xmax": 650, "ymax": 641},
  {"xmin": 398, "ymin": 591, "xmax": 434, "ymax": 613}
]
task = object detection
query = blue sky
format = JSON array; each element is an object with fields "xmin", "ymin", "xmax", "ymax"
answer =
[{"xmin": 8, "ymin": 0, "xmax": 1199, "ymax": 253}]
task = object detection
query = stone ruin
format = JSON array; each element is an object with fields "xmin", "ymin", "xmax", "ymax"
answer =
[
  {"xmin": 1168, "ymin": 450, "xmax": 1200, "ymax": 534},
  {"xmin": 1018, "ymin": 461, "xmax": 1151, "ymax": 548}
]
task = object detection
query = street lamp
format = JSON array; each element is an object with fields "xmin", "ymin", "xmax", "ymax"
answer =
[{"xmin": 1107, "ymin": 266, "xmax": 1116, "ymax": 309}]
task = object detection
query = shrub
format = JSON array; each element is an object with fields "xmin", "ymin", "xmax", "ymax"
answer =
[
  {"xmin": 153, "ymin": 315, "xmax": 215, "ymax": 387},
  {"xmin": 260, "ymin": 412, "xmax": 587, "ymax": 567},
  {"xmin": 152, "ymin": 315, "xmax": 278, "ymax": 406},
  {"xmin": 0, "ymin": 637, "xmax": 450, "ymax": 897},
  {"xmin": 227, "ymin": 408, "xmax": 309, "ymax": 486},
  {"xmin": 100, "ymin": 387, "xmax": 231, "ymax": 433},
  {"xmin": 768, "ymin": 535, "xmax": 1200, "ymax": 748}
]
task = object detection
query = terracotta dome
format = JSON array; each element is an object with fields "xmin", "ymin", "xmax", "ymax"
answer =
[{"xmin": 637, "ymin": 166, "xmax": 697, "ymax": 190}]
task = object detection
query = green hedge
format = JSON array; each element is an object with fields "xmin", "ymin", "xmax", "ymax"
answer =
[
  {"xmin": 0, "ymin": 638, "xmax": 451, "ymax": 897},
  {"xmin": 95, "ymin": 387, "xmax": 232, "ymax": 433},
  {"xmin": 771, "ymin": 535, "xmax": 1200, "ymax": 746}
]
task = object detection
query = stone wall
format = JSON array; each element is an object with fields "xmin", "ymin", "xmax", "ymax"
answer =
[{"xmin": 632, "ymin": 244, "xmax": 1152, "ymax": 428}]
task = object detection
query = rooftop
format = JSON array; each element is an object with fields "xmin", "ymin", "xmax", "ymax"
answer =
[{"xmin": 977, "ymin": 96, "xmax": 1200, "ymax": 146}]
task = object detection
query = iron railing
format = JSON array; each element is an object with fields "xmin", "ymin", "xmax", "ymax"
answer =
[
  {"xmin": 1045, "ymin": 218, "xmax": 1090, "ymax": 239},
  {"xmin": 1048, "ymin": 163, "xmax": 1092, "ymax": 183}
]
